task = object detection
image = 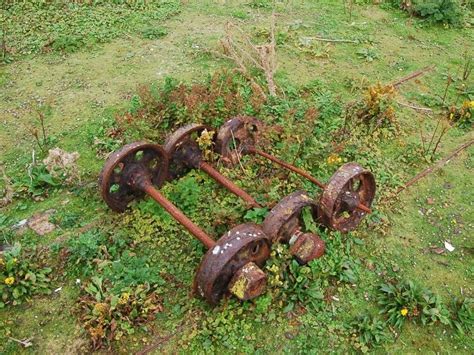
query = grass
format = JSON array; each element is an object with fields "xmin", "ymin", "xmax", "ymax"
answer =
[{"xmin": 0, "ymin": 0, "xmax": 473, "ymax": 353}]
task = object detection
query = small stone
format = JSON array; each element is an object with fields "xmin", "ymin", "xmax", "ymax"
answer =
[{"xmin": 27, "ymin": 209, "xmax": 56, "ymax": 236}]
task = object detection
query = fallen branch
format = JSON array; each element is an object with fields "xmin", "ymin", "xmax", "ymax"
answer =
[
  {"xmin": 391, "ymin": 65, "xmax": 435, "ymax": 88},
  {"xmin": 309, "ymin": 36, "xmax": 358, "ymax": 44},
  {"xmin": 396, "ymin": 139, "xmax": 474, "ymax": 194},
  {"xmin": 396, "ymin": 100, "xmax": 433, "ymax": 115}
]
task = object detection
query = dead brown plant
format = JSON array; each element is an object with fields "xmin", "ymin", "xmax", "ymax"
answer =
[{"xmin": 219, "ymin": 13, "xmax": 278, "ymax": 99}]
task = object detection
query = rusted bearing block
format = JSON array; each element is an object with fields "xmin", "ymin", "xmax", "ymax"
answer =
[
  {"xmin": 289, "ymin": 232, "xmax": 325, "ymax": 265},
  {"xmin": 194, "ymin": 223, "xmax": 271, "ymax": 305},
  {"xmin": 317, "ymin": 163, "xmax": 376, "ymax": 232},
  {"xmin": 228, "ymin": 262, "xmax": 267, "ymax": 301}
]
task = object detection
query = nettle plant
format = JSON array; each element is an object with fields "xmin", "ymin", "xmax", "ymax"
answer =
[
  {"xmin": 0, "ymin": 244, "xmax": 52, "ymax": 307},
  {"xmin": 377, "ymin": 280, "xmax": 451, "ymax": 328}
]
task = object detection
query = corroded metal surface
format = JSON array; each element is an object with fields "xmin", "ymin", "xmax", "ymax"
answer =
[
  {"xmin": 98, "ymin": 142, "xmax": 168, "ymax": 212},
  {"xmin": 318, "ymin": 162, "xmax": 376, "ymax": 232},
  {"xmin": 142, "ymin": 183, "xmax": 216, "ymax": 249},
  {"xmin": 215, "ymin": 116, "xmax": 262, "ymax": 165},
  {"xmin": 194, "ymin": 223, "xmax": 271, "ymax": 305},
  {"xmin": 228, "ymin": 262, "xmax": 267, "ymax": 301},
  {"xmin": 163, "ymin": 123, "xmax": 213, "ymax": 179},
  {"xmin": 290, "ymin": 233, "xmax": 325, "ymax": 265},
  {"xmin": 262, "ymin": 190, "xmax": 319, "ymax": 243},
  {"xmin": 164, "ymin": 124, "xmax": 259, "ymax": 207}
]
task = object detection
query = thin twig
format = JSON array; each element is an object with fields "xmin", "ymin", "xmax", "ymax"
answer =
[
  {"xmin": 431, "ymin": 125, "xmax": 450, "ymax": 156},
  {"xmin": 396, "ymin": 100, "xmax": 433, "ymax": 115},
  {"xmin": 441, "ymin": 75, "xmax": 452, "ymax": 106},
  {"xmin": 426, "ymin": 117, "xmax": 442, "ymax": 154},
  {"xmin": 396, "ymin": 139, "xmax": 474, "ymax": 194}
]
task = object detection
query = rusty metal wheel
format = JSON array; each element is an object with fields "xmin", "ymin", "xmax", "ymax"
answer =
[
  {"xmin": 194, "ymin": 223, "xmax": 271, "ymax": 305},
  {"xmin": 163, "ymin": 123, "xmax": 215, "ymax": 180},
  {"xmin": 215, "ymin": 116, "xmax": 262, "ymax": 165},
  {"xmin": 262, "ymin": 190, "xmax": 319, "ymax": 243},
  {"xmin": 98, "ymin": 142, "xmax": 168, "ymax": 212},
  {"xmin": 318, "ymin": 162, "xmax": 376, "ymax": 232}
]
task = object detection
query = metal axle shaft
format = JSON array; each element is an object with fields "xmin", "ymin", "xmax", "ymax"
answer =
[
  {"xmin": 248, "ymin": 147, "xmax": 371, "ymax": 214},
  {"xmin": 199, "ymin": 161, "xmax": 260, "ymax": 208},
  {"xmin": 141, "ymin": 182, "xmax": 216, "ymax": 249}
]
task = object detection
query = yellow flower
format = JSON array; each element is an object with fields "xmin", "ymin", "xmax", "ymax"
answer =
[
  {"xmin": 327, "ymin": 154, "xmax": 342, "ymax": 165},
  {"xmin": 118, "ymin": 292, "xmax": 130, "ymax": 305},
  {"xmin": 4, "ymin": 277, "xmax": 15, "ymax": 286},
  {"xmin": 400, "ymin": 308, "xmax": 408, "ymax": 317}
]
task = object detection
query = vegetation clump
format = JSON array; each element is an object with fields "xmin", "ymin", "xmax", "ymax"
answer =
[
  {"xmin": 378, "ymin": 279, "xmax": 451, "ymax": 328},
  {"xmin": 346, "ymin": 83, "xmax": 399, "ymax": 137},
  {"xmin": 393, "ymin": 0, "xmax": 466, "ymax": 26},
  {"xmin": 79, "ymin": 277, "xmax": 163, "ymax": 350},
  {"xmin": 0, "ymin": 244, "xmax": 52, "ymax": 308}
]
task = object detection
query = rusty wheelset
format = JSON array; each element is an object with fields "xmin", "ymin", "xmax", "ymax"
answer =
[
  {"xmin": 98, "ymin": 119, "xmax": 376, "ymax": 305},
  {"xmin": 99, "ymin": 142, "xmax": 271, "ymax": 305},
  {"xmin": 215, "ymin": 116, "xmax": 376, "ymax": 232}
]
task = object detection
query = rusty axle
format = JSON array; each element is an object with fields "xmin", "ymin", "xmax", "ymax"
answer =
[
  {"xmin": 248, "ymin": 147, "xmax": 372, "ymax": 214},
  {"xmin": 141, "ymin": 182, "xmax": 216, "ymax": 249},
  {"xmin": 199, "ymin": 161, "xmax": 260, "ymax": 208}
]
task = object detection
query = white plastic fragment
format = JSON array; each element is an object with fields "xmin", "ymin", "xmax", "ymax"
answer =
[
  {"xmin": 444, "ymin": 241, "xmax": 455, "ymax": 252},
  {"xmin": 12, "ymin": 219, "xmax": 28, "ymax": 229},
  {"xmin": 212, "ymin": 246, "xmax": 221, "ymax": 255}
]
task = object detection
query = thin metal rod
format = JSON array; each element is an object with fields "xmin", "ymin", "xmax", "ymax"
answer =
[
  {"xmin": 199, "ymin": 161, "xmax": 261, "ymax": 208},
  {"xmin": 249, "ymin": 148, "xmax": 326, "ymax": 188},
  {"xmin": 142, "ymin": 183, "xmax": 216, "ymax": 249},
  {"xmin": 249, "ymin": 148, "xmax": 372, "ymax": 214}
]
